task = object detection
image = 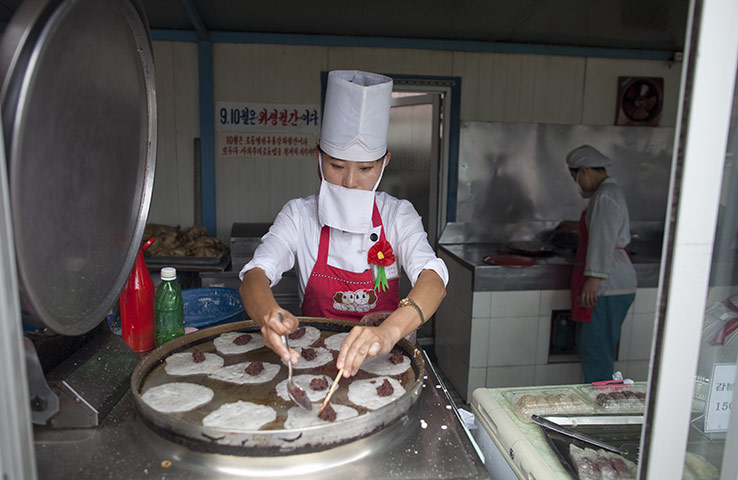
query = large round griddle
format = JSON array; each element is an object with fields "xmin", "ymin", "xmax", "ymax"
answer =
[
  {"xmin": 0, "ymin": 0, "xmax": 156, "ymax": 335},
  {"xmin": 131, "ymin": 318, "xmax": 426, "ymax": 455}
]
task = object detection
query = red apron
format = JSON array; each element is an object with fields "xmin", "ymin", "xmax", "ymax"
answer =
[
  {"xmin": 301, "ymin": 203, "xmax": 399, "ymax": 321},
  {"xmin": 570, "ymin": 210, "xmax": 594, "ymax": 322},
  {"xmin": 570, "ymin": 210, "xmax": 630, "ymax": 322}
]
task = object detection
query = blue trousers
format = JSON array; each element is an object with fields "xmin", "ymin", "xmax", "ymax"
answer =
[{"xmin": 576, "ymin": 293, "xmax": 636, "ymax": 383}]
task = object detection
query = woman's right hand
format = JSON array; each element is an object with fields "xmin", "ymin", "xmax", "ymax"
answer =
[
  {"xmin": 260, "ymin": 308, "xmax": 301, "ymax": 365},
  {"xmin": 555, "ymin": 220, "xmax": 579, "ymax": 234}
]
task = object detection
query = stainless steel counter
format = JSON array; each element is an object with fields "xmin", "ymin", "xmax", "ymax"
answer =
[
  {"xmin": 439, "ymin": 242, "xmax": 662, "ymax": 292},
  {"xmin": 34, "ymin": 351, "xmax": 488, "ymax": 479}
]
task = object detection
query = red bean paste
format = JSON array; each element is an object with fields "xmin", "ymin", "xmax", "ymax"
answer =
[
  {"xmin": 310, "ymin": 377, "xmax": 329, "ymax": 391},
  {"xmin": 291, "ymin": 386, "xmax": 308, "ymax": 404},
  {"xmin": 244, "ymin": 361, "xmax": 264, "ymax": 376},
  {"xmin": 389, "ymin": 348, "xmax": 404, "ymax": 365},
  {"xmin": 301, "ymin": 348, "xmax": 318, "ymax": 361},
  {"xmin": 192, "ymin": 349, "xmax": 206, "ymax": 363},
  {"xmin": 289, "ymin": 327, "xmax": 306, "ymax": 340},
  {"xmin": 233, "ymin": 334, "xmax": 252, "ymax": 345},
  {"xmin": 318, "ymin": 404, "xmax": 337, "ymax": 422},
  {"xmin": 376, "ymin": 378, "xmax": 394, "ymax": 397}
]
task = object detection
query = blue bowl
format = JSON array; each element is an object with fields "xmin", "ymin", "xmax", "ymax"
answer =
[{"xmin": 182, "ymin": 287, "xmax": 245, "ymax": 329}]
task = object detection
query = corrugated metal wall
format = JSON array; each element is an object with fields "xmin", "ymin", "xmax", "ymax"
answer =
[{"xmin": 148, "ymin": 43, "xmax": 682, "ymax": 241}]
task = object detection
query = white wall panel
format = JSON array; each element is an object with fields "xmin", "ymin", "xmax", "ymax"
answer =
[
  {"xmin": 531, "ymin": 55, "xmax": 586, "ymax": 124},
  {"xmin": 452, "ymin": 52, "xmax": 480, "ymax": 119},
  {"xmin": 327, "ymin": 47, "xmax": 453, "ymax": 76},
  {"xmin": 149, "ymin": 41, "xmax": 199, "ymax": 228},
  {"xmin": 149, "ymin": 41, "xmax": 177, "ymax": 225},
  {"xmin": 212, "ymin": 44, "xmax": 327, "ymax": 240},
  {"xmin": 172, "ymin": 42, "xmax": 199, "ymax": 226},
  {"xmin": 214, "ymin": 44, "xmax": 328, "ymax": 102},
  {"xmin": 463, "ymin": 53, "xmax": 585, "ymax": 123}
]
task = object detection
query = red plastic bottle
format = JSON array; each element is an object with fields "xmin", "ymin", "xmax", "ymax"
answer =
[{"xmin": 120, "ymin": 238, "xmax": 155, "ymax": 352}]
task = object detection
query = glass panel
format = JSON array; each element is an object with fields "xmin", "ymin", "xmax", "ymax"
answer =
[{"xmin": 684, "ymin": 66, "xmax": 738, "ymax": 480}]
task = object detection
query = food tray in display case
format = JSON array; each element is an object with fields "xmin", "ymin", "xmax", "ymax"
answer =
[
  {"xmin": 575, "ymin": 384, "xmax": 647, "ymax": 414},
  {"xmin": 502, "ymin": 386, "xmax": 596, "ymax": 423}
]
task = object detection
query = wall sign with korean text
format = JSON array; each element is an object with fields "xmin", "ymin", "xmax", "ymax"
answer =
[
  {"xmin": 215, "ymin": 102, "xmax": 320, "ymax": 159},
  {"xmin": 704, "ymin": 363, "xmax": 736, "ymax": 433}
]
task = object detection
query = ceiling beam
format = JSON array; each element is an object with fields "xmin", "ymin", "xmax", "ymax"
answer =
[
  {"xmin": 179, "ymin": 0, "xmax": 208, "ymax": 41},
  {"xmin": 149, "ymin": 29, "xmax": 677, "ymax": 62}
]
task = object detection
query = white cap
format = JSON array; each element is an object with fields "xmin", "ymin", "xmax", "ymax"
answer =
[
  {"xmin": 566, "ymin": 145, "xmax": 613, "ymax": 168},
  {"xmin": 160, "ymin": 267, "xmax": 177, "ymax": 281},
  {"xmin": 319, "ymin": 70, "xmax": 393, "ymax": 161}
]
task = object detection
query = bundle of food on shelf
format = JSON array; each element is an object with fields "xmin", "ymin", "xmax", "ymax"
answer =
[
  {"xmin": 142, "ymin": 224, "xmax": 227, "ymax": 258},
  {"xmin": 576, "ymin": 384, "xmax": 647, "ymax": 413},
  {"xmin": 503, "ymin": 387, "xmax": 595, "ymax": 422},
  {"xmin": 569, "ymin": 444, "xmax": 637, "ymax": 479}
]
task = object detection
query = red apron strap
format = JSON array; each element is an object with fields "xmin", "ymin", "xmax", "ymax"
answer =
[
  {"xmin": 316, "ymin": 226, "xmax": 331, "ymax": 264},
  {"xmin": 571, "ymin": 210, "xmax": 594, "ymax": 322},
  {"xmin": 616, "ymin": 246, "xmax": 632, "ymax": 261}
]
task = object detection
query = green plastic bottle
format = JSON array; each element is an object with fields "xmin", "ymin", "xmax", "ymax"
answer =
[{"xmin": 154, "ymin": 267, "xmax": 185, "ymax": 347}]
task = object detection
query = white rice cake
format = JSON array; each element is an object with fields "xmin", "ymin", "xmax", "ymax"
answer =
[
  {"xmin": 323, "ymin": 332, "xmax": 349, "ymax": 351},
  {"xmin": 141, "ymin": 382, "xmax": 214, "ymax": 413},
  {"xmin": 284, "ymin": 347, "xmax": 333, "ymax": 369},
  {"xmin": 284, "ymin": 404, "xmax": 358, "ymax": 429},
  {"xmin": 348, "ymin": 376, "xmax": 405, "ymax": 410},
  {"xmin": 164, "ymin": 351, "xmax": 224, "ymax": 376},
  {"xmin": 208, "ymin": 361, "xmax": 280, "ymax": 384},
  {"xmin": 202, "ymin": 401, "xmax": 276, "ymax": 431},
  {"xmin": 360, "ymin": 352, "xmax": 411, "ymax": 376},
  {"xmin": 285, "ymin": 325, "xmax": 321, "ymax": 348},
  {"xmin": 213, "ymin": 331, "xmax": 265, "ymax": 355},
  {"xmin": 275, "ymin": 374, "xmax": 331, "ymax": 402}
]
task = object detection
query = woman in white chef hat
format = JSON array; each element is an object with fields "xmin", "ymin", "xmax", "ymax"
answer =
[
  {"xmin": 563, "ymin": 145, "xmax": 637, "ymax": 383},
  {"xmin": 239, "ymin": 70, "xmax": 448, "ymax": 377}
]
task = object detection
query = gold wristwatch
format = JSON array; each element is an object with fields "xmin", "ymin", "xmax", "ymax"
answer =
[{"xmin": 398, "ymin": 297, "xmax": 424, "ymax": 326}]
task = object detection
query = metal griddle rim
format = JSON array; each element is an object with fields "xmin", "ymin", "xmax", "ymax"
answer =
[{"xmin": 130, "ymin": 317, "xmax": 425, "ymax": 453}]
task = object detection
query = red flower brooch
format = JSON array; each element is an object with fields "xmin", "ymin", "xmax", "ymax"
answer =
[{"xmin": 368, "ymin": 238, "xmax": 395, "ymax": 292}]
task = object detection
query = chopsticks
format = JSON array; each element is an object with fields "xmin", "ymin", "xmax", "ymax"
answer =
[{"xmin": 318, "ymin": 367, "xmax": 344, "ymax": 415}]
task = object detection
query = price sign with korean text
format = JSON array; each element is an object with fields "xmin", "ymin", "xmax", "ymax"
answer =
[
  {"xmin": 705, "ymin": 363, "xmax": 736, "ymax": 433},
  {"xmin": 215, "ymin": 102, "xmax": 320, "ymax": 159},
  {"xmin": 215, "ymin": 102, "xmax": 320, "ymax": 133},
  {"xmin": 216, "ymin": 133, "xmax": 318, "ymax": 159}
]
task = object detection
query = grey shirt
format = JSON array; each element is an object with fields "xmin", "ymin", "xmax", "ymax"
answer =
[{"xmin": 584, "ymin": 178, "xmax": 637, "ymax": 295}]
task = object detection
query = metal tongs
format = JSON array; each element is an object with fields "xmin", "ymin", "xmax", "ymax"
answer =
[
  {"xmin": 279, "ymin": 312, "xmax": 312, "ymax": 410},
  {"xmin": 531, "ymin": 414, "xmax": 629, "ymax": 457}
]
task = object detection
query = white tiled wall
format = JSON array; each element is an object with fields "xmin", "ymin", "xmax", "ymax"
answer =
[
  {"xmin": 486, "ymin": 365, "xmax": 535, "ymax": 388},
  {"xmin": 490, "ymin": 291, "xmax": 541, "ymax": 317},
  {"xmin": 434, "ymin": 257, "xmax": 660, "ymax": 402},
  {"xmin": 628, "ymin": 313, "xmax": 657, "ymax": 360},
  {"xmin": 487, "ymin": 316, "xmax": 539, "ymax": 366}
]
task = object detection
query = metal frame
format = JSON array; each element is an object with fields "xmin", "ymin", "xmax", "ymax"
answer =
[
  {"xmin": 642, "ymin": 0, "xmax": 738, "ymax": 477},
  {"xmin": 390, "ymin": 89, "xmax": 445, "ymax": 245},
  {"xmin": 391, "ymin": 75, "xmax": 460, "ymax": 225},
  {"xmin": 0, "ymin": 120, "xmax": 35, "ymax": 479}
]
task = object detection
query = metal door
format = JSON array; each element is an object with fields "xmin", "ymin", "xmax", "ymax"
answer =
[{"xmin": 385, "ymin": 93, "xmax": 442, "ymax": 248}]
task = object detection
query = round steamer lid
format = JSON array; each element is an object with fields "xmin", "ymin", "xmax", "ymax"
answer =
[{"xmin": 0, "ymin": 0, "xmax": 156, "ymax": 335}]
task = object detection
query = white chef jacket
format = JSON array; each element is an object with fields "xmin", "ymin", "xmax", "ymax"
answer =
[
  {"xmin": 584, "ymin": 178, "xmax": 637, "ymax": 295},
  {"xmin": 239, "ymin": 191, "xmax": 449, "ymax": 301}
]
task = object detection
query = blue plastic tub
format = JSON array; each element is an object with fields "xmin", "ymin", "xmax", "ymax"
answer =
[{"xmin": 182, "ymin": 287, "xmax": 245, "ymax": 329}]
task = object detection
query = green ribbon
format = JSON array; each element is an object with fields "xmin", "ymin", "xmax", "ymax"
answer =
[{"xmin": 374, "ymin": 266, "xmax": 389, "ymax": 292}]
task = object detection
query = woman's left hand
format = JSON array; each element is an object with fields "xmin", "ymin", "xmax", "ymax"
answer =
[
  {"xmin": 579, "ymin": 277, "xmax": 601, "ymax": 309},
  {"xmin": 336, "ymin": 324, "xmax": 398, "ymax": 377}
]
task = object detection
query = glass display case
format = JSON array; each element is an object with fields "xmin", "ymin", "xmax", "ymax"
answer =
[{"xmin": 642, "ymin": 0, "xmax": 738, "ymax": 478}]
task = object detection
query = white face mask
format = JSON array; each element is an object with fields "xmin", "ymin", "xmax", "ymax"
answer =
[
  {"xmin": 317, "ymin": 152, "xmax": 386, "ymax": 233},
  {"xmin": 574, "ymin": 169, "xmax": 593, "ymax": 199}
]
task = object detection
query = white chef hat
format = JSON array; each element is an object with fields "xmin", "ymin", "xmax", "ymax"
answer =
[
  {"xmin": 565, "ymin": 145, "xmax": 613, "ymax": 168},
  {"xmin": 319, "ymin": 70, "xmax": 393, "ymax": 162}
]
